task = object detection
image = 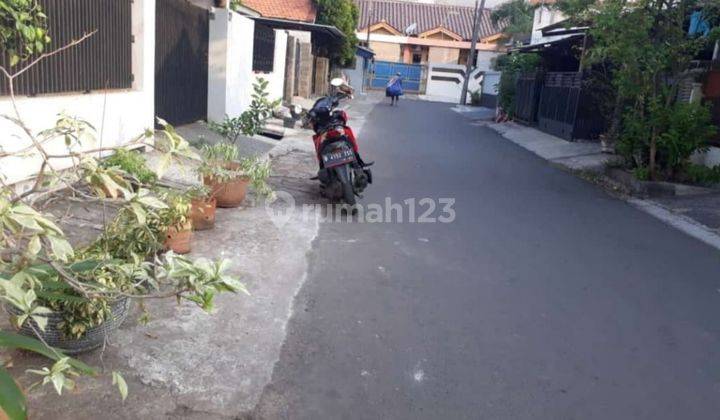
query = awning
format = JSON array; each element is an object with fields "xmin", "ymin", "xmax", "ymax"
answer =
[
  {"xmin": 356, "ymin": 45, "xmax": 375, "ymax": 58},
  {"xmin": 512, "ymin": 34, "xmax": 585, "ymax": 53},
  {"xmin": 251, "ymin": 17, "xmax": 345, "ymax": 40}
]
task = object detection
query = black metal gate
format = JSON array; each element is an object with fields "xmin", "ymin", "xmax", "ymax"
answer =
[
  {"xmin": 514, "ymin": 72, "xmax": 543, "ymax": 124},
  {"xmin": 537, "ymin": 72, "xmax": 581, "ymax": 140},
  {"xmin": 155, "ymin": 0, "xmax": 208, "ymax": 126}
]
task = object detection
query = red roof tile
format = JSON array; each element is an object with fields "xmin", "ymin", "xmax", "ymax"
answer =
[
  {"xmin": 356, "ymin": 0, "xmax": 502, "ymax": 40},
  {"xmin": 243, "ymin": 0, "xmax": 317, "ymax": 23}
]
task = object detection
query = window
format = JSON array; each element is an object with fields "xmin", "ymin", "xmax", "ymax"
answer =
[
  {"xmin": 253, "ymin": 24, "xmax": 276, "ymax": 72},
  {"xmin": 0, "ymin": 0, "xmax": 133, "ymax": 97}
]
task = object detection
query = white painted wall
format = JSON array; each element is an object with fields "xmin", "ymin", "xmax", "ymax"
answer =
[
  {"xmin": 483, "ymin": 72, "xmax": 501, "ymax": 96},
  {"xmin": 530, "ymin": 6, "xmax": 572, "ymax": 45},
  {"xmin": 692, "ymin": 147, "xmax": 720, "ymax": 168},
  {"xmin": 0, "ymin": 0, "xmax": 155, "ymax": 185},
  {"xmin": 208, "ymin": 9, "xmax": 287, "ymax": 122},
  {"xmin": 423, "ymin": 63, "xmax": 483, "ymax": 103},
  {"xmin": 475, "ymin": 50, "xmax": 499, "ymax": 72}
]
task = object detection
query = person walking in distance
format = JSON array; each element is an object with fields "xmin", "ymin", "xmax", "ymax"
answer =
[{"xmin": 386, "ymin": 72, "xmax": 403, "ymax": 106}]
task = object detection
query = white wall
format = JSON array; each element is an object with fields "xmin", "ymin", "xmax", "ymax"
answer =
[
  {"xmin": 424, "ymin": 63, "xmax": 483, "ymax": 103},
  {"xmin": 208, "ymin": 9, "xmax": 287, "ymax": 122},
  {"xmin": 482, "ymin": 72, "xmax": 501, "ymax": 96},
  {"xmin": 530, "ymin": 6, "xmax": 571, "ymax": 45},
  {"xmin": 475, "ymin": 50, "xmax": 499, "ymax": 72},
  {"xmin": 0, "ymin": 0, "xmax": 155, "ymax": 185},
  {"xmin": 692, "ymin": 147, "xmax": 720, "ymax": 168}
]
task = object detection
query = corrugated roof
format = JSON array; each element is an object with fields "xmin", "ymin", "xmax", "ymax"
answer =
[
  {"xmin": 242, "ymin": 0, "xmax": 317, "ymax": 23},
  {"xmin": 355, "ymin": 0, "xmax": 502, "ymax": 40}
]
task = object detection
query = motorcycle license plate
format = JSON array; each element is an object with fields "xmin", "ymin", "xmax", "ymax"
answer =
[{"xmin": 322, "ymin": 147, "xmax": 355, "ymax": 168}]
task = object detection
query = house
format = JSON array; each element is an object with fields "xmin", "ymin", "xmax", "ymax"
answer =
[
  {"xmin": 0, "ymin": 0, "xmax": 346, "ymax": 187},
  {"xmin": 240, "ymin": 0, "xmax": 345, "ymax": 100},
  {"xmin": 355, "ymin": 0, "xmax": 505, "ymax": 67}
]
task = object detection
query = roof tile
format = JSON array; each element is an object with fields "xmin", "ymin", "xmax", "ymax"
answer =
[
  {"xmin": 355, "ymin": 0, "xmax": 502, "ymax": 40},
  {"xmin": 243, "ymin": 0, "xmax": 317, "ymax": 23}
]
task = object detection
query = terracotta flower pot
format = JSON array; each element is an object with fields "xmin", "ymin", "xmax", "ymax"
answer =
[
  {"xmin": 190, "ymin": 197, "xmax": 217, "ymax": 231},
  {"xmin": 203, "ymin": 162, "xmax": 250, "ymax": 208},
  {"xmin": 165, "ymin": 222, "xmax": 193, "ymax": 254}
]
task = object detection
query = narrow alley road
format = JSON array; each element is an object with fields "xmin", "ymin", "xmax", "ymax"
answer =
[{"xmin": 252, "ymin": 98, "xmax": 720, "ymax": 419}]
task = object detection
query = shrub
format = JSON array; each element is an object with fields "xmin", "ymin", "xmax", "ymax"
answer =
[
  {"xmin": 494, "ymin": 53, "xmax": 540, "ymax": 118},
  {"xmin": 618, "ymin": 101, "xmax": 717, "ymax": 179},
  {"xmin": 103, "ymin": 148, "xmax": 157, "ymax": 185}
]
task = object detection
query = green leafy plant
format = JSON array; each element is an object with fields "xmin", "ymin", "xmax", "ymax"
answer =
[
  {"xmin": 682, "ymin": 164, "xmax": 720, "ymax": 186},
  {"xmin": 491, "ymin": 0, "xmax": 536, "ymax": 41},
  {"xmin": 103, "ymin": 148, "xmax": 157, "ymax": 185},
  {"xmin": 208, "ymin": 78, "xmax": 280, "ymax": 141},
  {"xmin": 494, "ymin": 53, "xmax": 540, "ymax": 118},
  {"xmin": 0, "ymin": 0, "xmax": 50, "ymax": 66},
  {"xmin": 619, "ymin": 100, "xmax": 717, "ymax": 180}
]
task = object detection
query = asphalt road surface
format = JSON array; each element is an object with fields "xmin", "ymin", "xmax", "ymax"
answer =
[{"xmin": 252, "ymin": 98, "xmax": 720, "ymax": 419}]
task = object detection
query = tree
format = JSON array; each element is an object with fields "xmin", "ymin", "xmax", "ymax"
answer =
[
  {"xmin": 315, "ymin": 0, "xmax": 359, "ymax": 67},
  {"xmin": 491, "ymin": 0, "xmax": 536, "ymax": 41},
  {"xmin": 0, "ymin": 0, "xmax": 51, "ymax": 66},
  {"xmin": 556, "ymin": 0, "xmax": 719, "ymax": 180}
]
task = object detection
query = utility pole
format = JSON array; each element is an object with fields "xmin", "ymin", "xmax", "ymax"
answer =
[{"xmin": 460, "ymin": 0, "xmax": 484, "ymax": 105}]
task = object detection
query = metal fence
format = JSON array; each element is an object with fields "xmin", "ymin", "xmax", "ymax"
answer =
[
  {"xmin": 514, "ymin": 72, "xmax": 543, "ymax": 124},
  {"xmin": 0, "ymin": 0, "xmax": 133, "ymax": 96},
  {"xmin": 537, "ymin": 72, "xmax": 582, "ymax": 140},
  {"xmin": 367, "ymin": 61, "xmax": 426, "ymax": 93}
]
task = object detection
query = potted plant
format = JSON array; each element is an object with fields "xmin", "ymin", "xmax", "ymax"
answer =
[
  {"xmin": 187, "ymin": 185, "xmax": 217, "ymax": 231},
  {"xmin": 159, "ymin": 190, "xmax": 193, "ymax": 254},
  {"xmin": 198, "ymin": 144, "xmax": 273, "ymax": 207},
  {"xmin": 199, "ymin": 143, "xmax": 248, "ymax": 208}
]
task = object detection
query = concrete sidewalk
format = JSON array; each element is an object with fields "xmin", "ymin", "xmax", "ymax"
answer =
[{"xmin": 1, "ymin": 95, "xmax": 382, "ymax": 419}]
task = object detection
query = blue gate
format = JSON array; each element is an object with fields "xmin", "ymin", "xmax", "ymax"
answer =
[{"xmin": 367, "ymin": 61, "xmax": 426, "ymax": 93}]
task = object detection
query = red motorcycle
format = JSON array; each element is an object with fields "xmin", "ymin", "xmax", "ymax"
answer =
[{"xmin": 304, "ymin": 79, "xmax": 372, "ymax": 205}]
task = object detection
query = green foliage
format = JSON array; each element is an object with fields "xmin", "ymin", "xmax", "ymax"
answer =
[
  {"xmin": 494, "ymin": 53, "xmax": 540, "ymax": 118},
  {"xmin": 0, "ymin": 364, "xmax": 26, "ymax": 420},
  {"xmin": 680, "ymin": 163, "xmax": 720, "ymax": 186},
  {"xmin": 491, "ymin": 0, "xmax": 536, "ymax": 39},
  {"xmin": 618, "ymin": 100, "xmax": 717, "ymax": 179},
  {"xmin": 102, "ymin": 148, "xmax": 157, "ymax": 185},
  {"xmin": 0, "ymin": 0, "xmax": 50, "ymax": 66},
  {"xmin": 0, "ymin": 331, "xmax": 97, "ymax": 419},
  {"xmin": 315, "ymin": 0, "xmax": 359, "ymax": 66},
  {"xmin": 209, "ymin": 78, "xmax": 279, "ymax": 142}
]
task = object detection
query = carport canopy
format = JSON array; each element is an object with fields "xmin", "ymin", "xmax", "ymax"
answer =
[{"xmin": 250, "ymin": 17, "xmax": 345, "ymax": 41}]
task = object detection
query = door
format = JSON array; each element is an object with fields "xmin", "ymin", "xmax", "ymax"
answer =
[
  {"xmin": 155, "ymin": 0, "xmax": 208, "ymax": 126},
  {"xmin": 368, "ymin": 61, "xmax": 427, "ymax": 93}
]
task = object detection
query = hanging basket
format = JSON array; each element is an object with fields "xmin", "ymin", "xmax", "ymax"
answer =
[{"xmin": 5, "ymin": 298, "xmax": 132, "ymax": 355}]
